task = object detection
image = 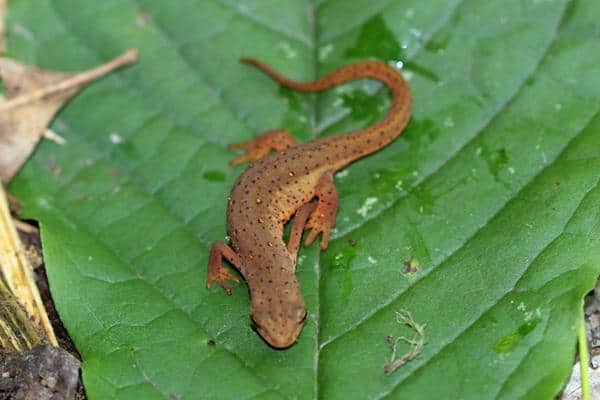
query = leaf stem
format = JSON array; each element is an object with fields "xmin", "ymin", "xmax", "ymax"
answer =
[{"xmin": 578, "ymin": 304, "xmax": 590, "ymax": 400}]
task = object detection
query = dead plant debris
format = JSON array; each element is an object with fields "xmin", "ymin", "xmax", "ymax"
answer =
[
  {"xmin": 0, "ymin": 48, "xmax": 138, "ymax": 183},
  {"xmin": 384, "ymin": 310, "xmax": 426, "ymax": 374},
  {"xmin": 0, "ymin": 184, "xmax": 57, "ymax": 346}
]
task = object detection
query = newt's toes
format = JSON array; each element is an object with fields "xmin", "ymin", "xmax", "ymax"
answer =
[
  {"xmin": 303, "ymin": 228, "xmax": 331, "ymax": 249},
  {"xmin": 230, "ymin": 154, "xmax": 251, "ymax": 166},
  {"xmin": 304, "ymin": 227, "xmax": 328, "ymax": 247},
  {"xmin": 320, "ymin": 230, "xmax": 330, "ymax": 250},
  {"xmin": 304, "ymin": 229, "xmax": 318, "ymax": 247},
  {"xmin": 228, "ymin": 142, "xmax": 243, "ymax": 150},
  {"xmin": 207, "ymin": 270, "xmax": 240, "ymax": 295}
]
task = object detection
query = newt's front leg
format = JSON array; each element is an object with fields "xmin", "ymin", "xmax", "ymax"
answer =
[
  {"xmin": 206, "ymin": 242, "xmax": 242, "ymax": 295},
  {"xmin": 229, "ymin": 128, "xmax": 298, "ymax": 165},
  {"xmin": 304, "ymin": 172, "xmax": 338, "ymax": 250}
]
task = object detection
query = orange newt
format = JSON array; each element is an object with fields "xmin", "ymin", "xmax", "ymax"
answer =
[{"xmin": 206, "ymin": 59, "xmax": 412, "ymax": 348}]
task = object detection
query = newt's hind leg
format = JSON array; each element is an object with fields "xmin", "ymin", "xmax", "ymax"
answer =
[
  {"xmin": 229, "ymin": 129, "xmax": 298, "ymax": 165},
  {"xmin": 304, "ymin": 172, "xmax": 338, "ymax": 250},
  {"xmin": 206, "ymin": 242, "xmax": 242, "ymax": 295}
]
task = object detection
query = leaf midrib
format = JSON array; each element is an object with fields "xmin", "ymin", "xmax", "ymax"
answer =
[{"xmin": 308, "ymin": 2, "xmax": 322, "ymax": 399}]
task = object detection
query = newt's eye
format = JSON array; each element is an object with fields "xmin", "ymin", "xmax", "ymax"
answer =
[
  {"xmin": 250, "ymin": 315, "xmax": 261, "ymax": 329},
  {"xmin": 298, "ymin": 309, "xmax": 307, "ymax": 323}
]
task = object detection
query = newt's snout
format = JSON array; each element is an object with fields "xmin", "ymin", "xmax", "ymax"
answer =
[{"xmin": 250, "ymin": 291, "xmax": 308, "ymax": 349}]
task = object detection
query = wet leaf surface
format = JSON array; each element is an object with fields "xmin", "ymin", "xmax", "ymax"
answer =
[{"xmin": 6, "ymin": 1, "xmax": 600, "ymax": 399}]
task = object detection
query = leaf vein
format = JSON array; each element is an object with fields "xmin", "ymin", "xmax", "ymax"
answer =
[{"xmin": 214, "ymin": 0, "xmax": 313, "ymax": 47}]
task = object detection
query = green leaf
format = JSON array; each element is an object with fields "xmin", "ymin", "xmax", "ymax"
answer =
[{"xmin": 6, "ymin": 0, "xmax": 600, "ymax": 399}]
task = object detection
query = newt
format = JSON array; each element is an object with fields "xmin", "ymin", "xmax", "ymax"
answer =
[{"xmin": 206, "ymin": 58, "xmax": 412, "ymax": 348}]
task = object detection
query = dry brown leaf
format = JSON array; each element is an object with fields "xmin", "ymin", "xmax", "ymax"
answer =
[{"xmin": 0, "ymin": 48, "xmax": 138, "ymax": 183}]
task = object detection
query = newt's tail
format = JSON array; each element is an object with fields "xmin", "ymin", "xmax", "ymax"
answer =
[
  {"xmin": 242, "ymin": 58, "xmax": 405, "ymax": 94},
  {"xmin": 242, "ymin": 58, "xmax": 411, "ymax": 157}
]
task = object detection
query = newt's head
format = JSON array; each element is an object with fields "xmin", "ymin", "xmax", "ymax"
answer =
[{"xmin": 249, "ymin": 277, "xmax": 307, "ymax": 349}]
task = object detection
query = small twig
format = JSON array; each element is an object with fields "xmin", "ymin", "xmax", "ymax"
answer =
[
  {"xmin": 43, "ymin": 129, "xmax": 67, "ymax": 145},
  {"xmin": 384, "ymin": 310, "xmax": 426, "ymax": 374},
  {"xmin": 12, "ymin": 218, "xmax": 39, "ymax": 235}
]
